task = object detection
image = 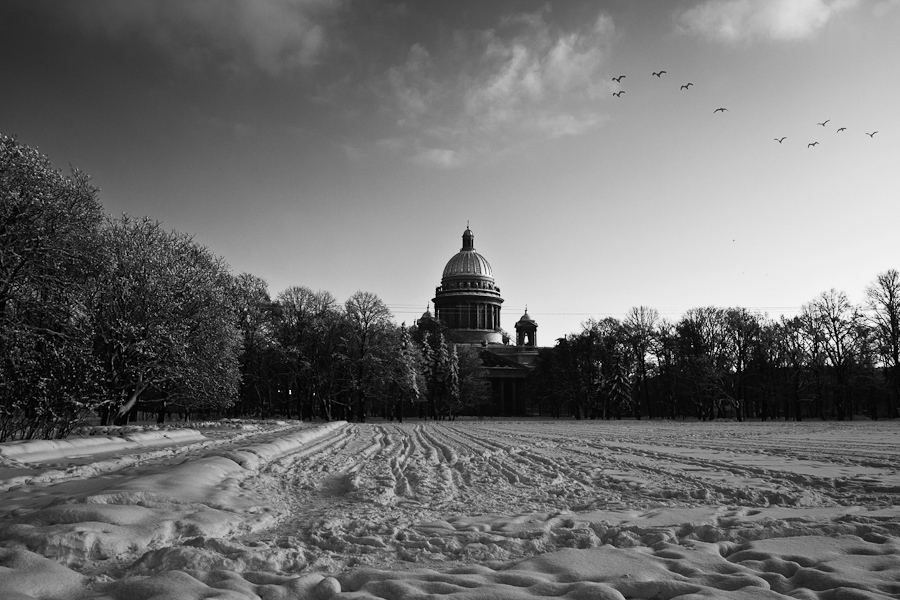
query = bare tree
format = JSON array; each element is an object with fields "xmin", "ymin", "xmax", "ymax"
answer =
[
  {"xmin": 809, "ymin": 289, "xmax": 862, "ymax": 420},
  {"xmin": 866, "ymin": 269, "xmax": 900, "ymax": 418},
  {"xmin": 624, "ymin": 306, "xmax": 658, "ymax": 418},
  {"xmin": 676, "ymin": 307, "xmax": 730, "ymax": 420},
  {"xmin": 723, "ymin": 308, "xmax": 761, "ymax": 421},
  {"xmin": 231, "ymin": 273, "xmax": 275, "ymax": 419},
  {"xmin": 343, "ymin": 291, "xmax": 393, "ymax": 422},
  {"xmin": 775, "ymin": 316, "xmax": 813, "ymax": 421}
]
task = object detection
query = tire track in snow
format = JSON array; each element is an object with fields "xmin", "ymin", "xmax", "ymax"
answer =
[
  {"xmin": 476, "ymin": 421, "xmax": 824, "ymax": 507},
  {"xmin": 148, "ymin": 420, "xmax": 900, "ymax": 576},
  {"xmin": 462, "ymin": 421, "xmax": 895, "ymax": 508}
]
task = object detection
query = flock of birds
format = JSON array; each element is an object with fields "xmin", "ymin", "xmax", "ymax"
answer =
[{"xmin": 610, "ymin": 71, "xmax": 880, "ymax": 148}]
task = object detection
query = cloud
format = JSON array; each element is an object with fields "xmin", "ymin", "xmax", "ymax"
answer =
[
  {"xmin": 873, "ymin": 0, "xmax": 900, "ymax": 16},
  {"xmin": 59, "ymin": 0, "xmax": 341, "ymax": 75},
  {"xmin": 676, "ymin": 0, "xmax": 859, "ymax": 43},
  {"xmin": 410, "ymin": 148, "xmax": 461, "ymax": 169},
  {"xmin": 531, "ymin": 114, "xmax": 608, "ymax": 139},
  {"xmin": 388, "ymin": 44, "xmax": 438, "ymax": 123},
  {"xmin": 380, "ymin": 7, "xmax": 614, "ymax": 166}
]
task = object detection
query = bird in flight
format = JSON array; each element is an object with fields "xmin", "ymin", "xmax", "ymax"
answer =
[
  {"xmin": 652, "ymin": 70, "xmax": 666, "ymax": 77},
  {"xmin": 837, "ymin": 127, "xmax": 846, "ymax": 133},
  {"xmin": 680, "ymin": 83, "xmax": 693, "ymax": 90},
  {"xmin": 808, "ymin": 142, "xmax": 819, "ymax": 148},
  {"xmin": 713, "ymin": 107, "xmax": 728, "ymax": 113},
  {"xmin": 817, "ymin": 120, "xmax": 830, "ymax": 127},
  {"xmin": 613, "ymin": 91, "xmax": 625, "ymax": 97},
  {"xmin": 612, "ymin": 75, "xmax": 625, "ymax": 82},
  {"xmin": 775, "ymin": 137, "xmax": 786, "ymax": 143},
  {"xmin": 866, "ymin": 131, "xmax": 878, "ymax": 137}
]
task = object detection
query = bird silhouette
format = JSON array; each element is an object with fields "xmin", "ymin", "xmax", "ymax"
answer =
[
  {"xmin": 680, "ymin": 83, "xmax": 693, "ymax": 90},
  {"xmin": 775, "ymin": 137, "xmax": 786, "ymax": 143},
  {"xmin": 613, "ymin": 91, "xmax": 624, "ymax": 97},
  {"xmin": 817, "ymin": 120, "xmax": 830, "ymax": 127},
  {"xmin": 612, "ymin": 75, "xmax": 625, "ymax": 82},
  {"xmin": 652, "ymin": 70, "xmax": 666, "ymax": 77},
  {"xmin": 866, "ymin": 131, "xmax": 878, "ymax": 137},
  {"xmin": 837, "ymin": 127, "xmax": 846, "ymax": 133},
  {"xmin": 808, "ymin": 142, "xmax": 819, "ymax": 148},
  {"xmin": 713, "ymin": 107, "xmax": 728, "ymax": 113}
]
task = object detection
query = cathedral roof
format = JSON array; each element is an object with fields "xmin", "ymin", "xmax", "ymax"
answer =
[{"xmin": 442, "ymin": 227, "xmax": 494, "ymax": 279}]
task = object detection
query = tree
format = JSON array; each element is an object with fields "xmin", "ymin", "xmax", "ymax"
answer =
[
  {"xmin": 419, "ymin": 331, "xmax": 459, "ymax": 419},
  {"xmin": 604, "ymin": 354, "xmax": 632, "ymax": 418},
  {"xmin": 866, "ymin": 269, "xmax": 900, "ymax": 418},
  {"xmin": 578, "ymin": 317, "xmax": 634, "ymax": 419},
  {"xmin": 301, "ymin": 290, "xmax": 344, "ymax": 421},
  {"xmin": 624, "ymin": 306, "xmax": 658, "ymax": 418},
  {"xmin": 231, "ymin": 273, "xmax": 276, "ymax": 419},
  {"xmin": 455, "ymin": 344, "xmax": 490, "ymax": 417},
  {"xmin": 272, "ymin": 286, "xmax": 330, "ymax": 419},
  {"xmin": 676, "ymin": 307, "xmax": 731, "ymax": 420},
  {"xmin": 342, "ymin": 290, "xmax": 393, "ymax": 422},
  {"xmin": 651, "ymin": 319, "xmax": 680, "ymax": 419},
  {"xmin": 0, "ymin": 134, "xmax": 105, "ymax": 440},
  {"xmin": 531, "ymin": 342, "xmax": 573, "ymax": 418},
  {"xmin": 723, "ymin": 308, "xmax": 762, "ymax": 421},
  {"xmin": 773, "ymin": 316, "xmax": 811, "ymax": 421},
  {"xmin": 92, "ymin": 216, "xmax": 241, "ymax": 424},
  {"xmin": 752, "ymin": 317, "xmax": 780, "ymax": 420},
  {"xmin": 808, "ymin": 289, "xmax": 862, "ymax": 420},
  {"xmin": 383, "ymin": 325, "xmax": 421, "ymax": 421}
]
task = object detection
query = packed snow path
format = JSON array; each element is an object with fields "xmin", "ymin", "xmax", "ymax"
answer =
[{"xmin": 1, "ymin": 419, "xmax": 899, "ymax": 599}]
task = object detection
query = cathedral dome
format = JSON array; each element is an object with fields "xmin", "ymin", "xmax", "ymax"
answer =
[
  {"xmin": 433, "ymin": 225, "xmax": 504, "ymax": 345},
  {"xmin": 442, "ymin": 227, "xmax": 494, "ymax": 279},
  {"xmin": 443, "ymin": 251, "xmax": 493, "ymax": 278}
]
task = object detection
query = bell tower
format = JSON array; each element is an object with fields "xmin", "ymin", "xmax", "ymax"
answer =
[{"xmin": 514, "ymin": 307, "xmax": 537, "ymax": 347}]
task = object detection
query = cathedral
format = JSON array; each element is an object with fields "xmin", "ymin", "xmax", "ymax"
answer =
[{"xmin": 417, "ymin": 226, "xmax": 542, "ymax": 416}]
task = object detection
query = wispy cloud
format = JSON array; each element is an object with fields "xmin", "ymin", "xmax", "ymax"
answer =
[
  {"xmin": 378, "ymin": 7, "xmax": 615, "ymax": 167},
  {"xmin": 873, "ymin": 0, "xmax": 900, "ymax": 16},
  {"xmin": 676, "ymin": 0, "xmax": 859, "ymax": 43},
  {"xmin": 410, "ymin": 148, "xmax": 461, "ymax": 169},
  {"xmin": 59, "ymin": 0, "xmax": 342, "ymax": 75}
]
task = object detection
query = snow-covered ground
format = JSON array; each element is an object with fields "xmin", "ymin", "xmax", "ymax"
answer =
[{"xmin": 1, "ymin": 418, "xmax": 899, "ymax": 599}]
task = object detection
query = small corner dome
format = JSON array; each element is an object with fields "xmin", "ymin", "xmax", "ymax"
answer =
[{"xmin": 516, "ymin": 310, "xmax": 537, "ymax": 325}]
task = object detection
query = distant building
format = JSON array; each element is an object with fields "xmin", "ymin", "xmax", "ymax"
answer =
[
  {"xmin": 417, "ymin": 226, "xmax": 544, "ymax": 416},
  {"xmin": 432, "ymin": 226, "xmax": 504, "ymax": 344}
]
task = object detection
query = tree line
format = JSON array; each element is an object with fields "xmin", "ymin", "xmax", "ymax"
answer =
[
  {"xmin": 3, "ymin": 134, "xmax": 898, "ymax": 439},
  {"xmin": 531, "ymin": 285, "xmax": 900, "ymax": 421},
  {"xmin": 234, "ymin": 281, "xmax": 489, "ymax": 426},
  {"xmin": 1, "ymin": 134, "xmax": 493, "ymax": 441}
]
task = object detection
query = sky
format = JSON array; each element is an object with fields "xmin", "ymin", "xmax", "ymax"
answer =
[{"xmin": 2, "ymin": 0, "xmax": 899, "ymax": 343}]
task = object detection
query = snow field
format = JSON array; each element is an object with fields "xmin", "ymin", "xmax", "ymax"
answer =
[{"xmin": 0, "ymin": 419, "xmax": 899, "ymax": 598}]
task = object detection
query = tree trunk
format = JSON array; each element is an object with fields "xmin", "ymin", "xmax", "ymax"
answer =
[
  {"xmin": 113, "ymin": 384, "xmax": 147, "ymax": 425},
  {"xmin": 156, "ymin": 397, "xmax": 167, "ymax": 424}
]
